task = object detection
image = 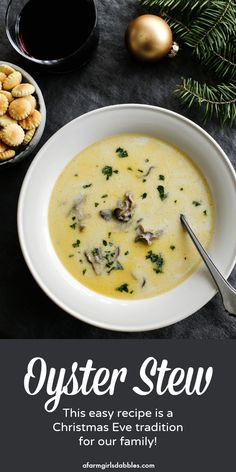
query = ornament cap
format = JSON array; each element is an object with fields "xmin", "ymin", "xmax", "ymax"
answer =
[{"xmin": 168, "ymin": 41, "xmax": 179, "ymax": 59}]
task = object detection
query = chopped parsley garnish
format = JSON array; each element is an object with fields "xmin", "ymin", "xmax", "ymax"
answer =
[
  {"xmin": 72, "ymin": 216, "xmax": 76, "ymax": 221},
  {"xmin": 203, "ymin": 210, "xmax": 207, "ymax": 215},
  {"xmin": 138, "ymin": 169, "xmax": 143, "ymax": 173},
  {"xmin": 145, "ymin": 158, "xmax": 149, "ymax": 163},
  {"xmin": 74, "ymin": 174, "xmax": 78, "ymax": 177},
  {"xmin": 192, "ymin": 201, "xmax": 201, "ymax": 207},
  {"xmin": 70, "ymin": 223, "xmax": 77, "ymax": 229},
  {"xmin": 82, "ymin": 269, "xmax": 87, "ymax": 275},
  {"xmin": 72, "ymin": 239, "xmax": 80, "ymax": 248},
  {"xmin": 104, "ymin": 251, "xmax": 114, "ymax": 264},
  {"xmin": 159, "ymin": 175, "xmax": 165, "ymax": 181},
  {"xmin": 142, "ymin": 178, "xmax": 147, "ymax": 183},
  {"xmin": 180, "ymin": 187, "xmax": 184, "ymax": 191},
  {"xmin": 174, "ymin": 200, "xmax": 177, "ymax": 203},
  {"xmin": 124, "ymin": 250, "xmax": 129, "ymax": 255},
  {"xmin": 102, "ymin": 166, "xmax": 119, "ymax": 180},
  {"xmin": 108, "ymin": 232, "xmax": 111, "ymax": 238},
  {"xmin": 184, "ymin": 256, "xmax": 187, "ymax": 260},
  {"xmin": 94, "ymin": 202, "xmax": 99, "ymax": 207},
  {"xmin": 108, "ymin": 261, "xmax": 123, "ymax": 274},
  {"xmin": 146, "ymin": 251, "xmax": 164, "ymax": 274},
  {"xmin": 68, "ymin": 254, "xmax": 74, "ymax": 258},
  {"xmin": 170, "ymin": 245, "xmax": 176, "ymax": 250},
  {"xmin": 127, "ymin": 167, "xmax": 133, "ymax": 171},
  {"xmin": 116, "ymin": 147, "xmax": 128, "ymax": 158},
  {"xmin": 141, "ymin": 192, "xmax": 147, "ymax": 199},
  {"xmin": 101, "ymin": 194, "xmax": 108, "ymax": 198},
  {"xmin": 97, "ymin": 245, "xmax": 124, "ymax": 274},
  {"xmin": 92, "ymin": 248, "xmax": 100, "ymax": 257},
  {"xmin": 83, "ymin": 183, "xmax": 92, "ymax": 188},
  {"xmin": 116, "ymin": 283, "xmax": 129, "ymax": 293},
  {"xmin": 157, "ymin": 185, "xmax": 168, "ymax": 201}
]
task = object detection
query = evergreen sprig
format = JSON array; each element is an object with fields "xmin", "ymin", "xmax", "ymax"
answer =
[
  {"xmin": 140, "ymin": 0, "xmax": 208, "ymax": 40},
  {"xmin": 139, "ymin": 0, "xmax": 236, "ymax": 125},
  {"xmin": 158, "ymin": 13, "xmax": 190, "ymax": 41},
  {"xmin": 186, "ymin": 0, "xmax": 236, "ymax": 58},
  {"xmin": 175, "ymin": 79, "xmax": 236, "ymax": 126},
  {"xmin": 140, "ymin": 0, "xmax": 209, "ymax": 18},
  {"xmin": 201, "ymin": 39, "xmax": 236, "ymax": 80}
]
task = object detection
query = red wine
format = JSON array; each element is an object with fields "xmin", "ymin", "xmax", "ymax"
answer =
[{"xmin": 17, "ymin": 0, "xmax": 96, "ymax": 60}]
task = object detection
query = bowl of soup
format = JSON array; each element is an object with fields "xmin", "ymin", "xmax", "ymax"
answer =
[{"xmin": 17, "ymin": 104, "xmax": 236, "ymax": 331}]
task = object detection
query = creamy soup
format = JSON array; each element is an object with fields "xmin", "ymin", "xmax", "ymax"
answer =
[{"xmin": 49, "ymin": 134, "xmax": 214, "ymax": 299}]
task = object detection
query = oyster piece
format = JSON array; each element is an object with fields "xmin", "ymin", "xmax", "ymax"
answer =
[
  {"xmin": 135, "ymin": 224, "xmax": 163, "ymax": 245},
  {"xmin": 105, "ymin": 246, "xmax": 123, "ymax": 273},
  {"xmin": 69, "ymin": 192, "xmax": 85, "ymax": 217},
  {"xmin": 99, "ymin": 209, "xmax": 113, "ymax": 221},
  {"xmin": 84, "ymin": 248, "xmax": 105, "ymax": 275},
  {"xmin": 99, "ymin": 193, "xmax": 135, "ymax": 224},
  {"xmin": 113, "ymin": 192, "xmax": 135, "ymax": 222},
  {"xmin": 69, "ymin": 192, "xmax": 90, "ymax": 231},
  {"xmin": 84, "ymin": 244, "xmax": 122, "ymax": 275}
]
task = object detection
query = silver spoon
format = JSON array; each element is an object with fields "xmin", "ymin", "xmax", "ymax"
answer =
[{"xmin": 180, "ymin": 214, "xmax": 236, "ymax": 316}]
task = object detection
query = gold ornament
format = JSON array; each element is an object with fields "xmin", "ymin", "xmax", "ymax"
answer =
[{"xmin": 126, "ymin": 14, "xmax": 178, "ymax": 62}]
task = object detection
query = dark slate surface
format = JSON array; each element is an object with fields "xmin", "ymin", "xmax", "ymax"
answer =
[{"xmin": 0, "ymin": 0, "xmax": 235, "ymax": 339}]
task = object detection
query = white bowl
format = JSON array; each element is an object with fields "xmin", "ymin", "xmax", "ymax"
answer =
[{"xmin": 17, "ymin": 104, "xmax": 236, "ymax": 331}]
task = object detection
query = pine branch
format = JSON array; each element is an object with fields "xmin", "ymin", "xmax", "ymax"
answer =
[
  {"xmin": 186, "ymin": 0, "xmax": 236, "ymax": 58},
  {"xmin": 160, "ymin": 12, "xmax": 191, "ymax": 40},
  {"xmin": 139, "ymin": 0, "xmax": 209, "ymax": 19},
  {"xmin": 201, "ymin": 39, "xmax": 236, "ymax": 80},
  {"xmin": 174, "ymin": 78, "xmax": 236, "ymax": 126},
  {"xmin": 140, "ymin": 0, "xmax": 236, "ymax": 125},
  {"xmin": 139, "ymin": 0, "xmax": 211, "ymax": 41}
]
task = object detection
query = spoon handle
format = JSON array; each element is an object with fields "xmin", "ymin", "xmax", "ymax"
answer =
[{"xmin": 180, "ymin": 214, "xmax": 236, "ymax": 316}]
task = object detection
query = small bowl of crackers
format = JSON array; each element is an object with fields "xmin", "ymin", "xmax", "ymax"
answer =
[{"xmin": 0, "ymin": 61, "xmax": 46, "ymax": 167}]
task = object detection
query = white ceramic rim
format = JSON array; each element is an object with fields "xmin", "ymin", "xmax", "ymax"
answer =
[{"xmin": 17, "ymin": 104, "xmax": 236, "ymax": 332}]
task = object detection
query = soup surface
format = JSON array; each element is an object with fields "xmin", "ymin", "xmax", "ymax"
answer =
[{"xmin": 49, "ymin": 134, "xmax": 214, "ymax": 299}]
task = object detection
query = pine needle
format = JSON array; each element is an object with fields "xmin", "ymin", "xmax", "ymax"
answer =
[
  {"xmin": 160, "ymin": 12, "xmax": 191, "ymax": 40},
  {"xmin": 174, "ymin": 79, "xmax": 236, "ymax": 125},
  {"xmin": 201, "ymin": 39, "xmax": 236, "ymax": 80},
  {"xmin": 139, "ymin": 0, "xmax": 209, "ymax": 39},
  {"xmin": 140, "ymin": 0, "xmax": 209, "ymax": 18},
  {"xmin": 186, "ymin": 0, "xmax": 236, "ymax": 58}
]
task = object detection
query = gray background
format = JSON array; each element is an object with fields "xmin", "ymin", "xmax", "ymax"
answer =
[
  {"xmin": 0, "ymin": 340, "xmax": 235, "ymax": 471},
  {"xmin": 0, "ymin": 0, "xmax": 236, "ymax": 338}
]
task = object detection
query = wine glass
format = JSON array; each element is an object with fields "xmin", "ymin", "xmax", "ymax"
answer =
[{"xmin": 5, "ymin": 0, "xmax": 99, "ymax": 73}]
